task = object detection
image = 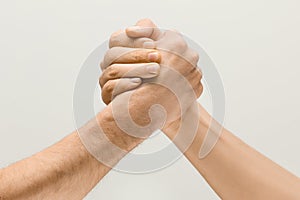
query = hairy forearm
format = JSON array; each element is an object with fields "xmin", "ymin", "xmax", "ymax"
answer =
[
  {"xmin": 0, "ymin": 132, "xmax": 105, "ymax": 200},
  {"xmin": 0, "ymin": 106, "xmax": 142, "ymax": 200},
  {"xmin": 164, "ymin": 103, "xmax": 300, "ymax": 200}
]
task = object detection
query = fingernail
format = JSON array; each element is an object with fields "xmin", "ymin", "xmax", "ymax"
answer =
[
  {"xmin": 131, "ymin": 78, "xmax": 141, "ymax": 83},
  {"xmin": 148, "ymin": 52, "xmax": 159, "ymax": 61},
  {"xmin": 143, "ymin": 41, "xmax": 156, "ymax": 49},
  {"xmin": 146, "ymin": 64, "xmax": 159, "ymax": 74}
]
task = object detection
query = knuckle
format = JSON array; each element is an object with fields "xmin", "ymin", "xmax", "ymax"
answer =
[
  {"xmin": 199, "ymin": 84, "xmax": 204, "ymax": 94},
  {"xmin": 109, "ymin": 37, "xmax": 116, "ymax": 48},
  {"xmin": 101, "ymin": 91, "xmax": 111, "ymax": 105},
  {"xmin": 99, "ymin": 76, "xmax": 105, "ymax": 88},
  {"xmin": 196, "ymin": 69, "xmax": 202, "ymax": 80},
  {"xmin": 192, "ymin": 77, "xmax": 200, "ymax": 87},
  {"xmin": 189, "ymin": 69, "xmax": 202, "ymax": 87},
  {"xmin": 131, "ymin": 50, "xmax": 144, "ymax": 61},
  {"xmin": 106, "ymin": 65, "xmax": 119, "ymax": 78},
  {"xmin": 101, "ymin": 82, "xmax": 114, "ymax": 105},
  {"xmin": 109, "ymin": 30, "xmax": 122, "ymax": 47},
  {"xmin": 100, "ymin": 66, "xmax": 118, "ymax": 87},
  {"xmin": 103, "ymin": 81, "xmax": 114, "ymax": 94},
  {"xmin": 195, "ymin": 83, "xmax": 203, "ymax": 97},
  {"xmin": 198, "ymin": 85, "xmax": 204, "ymax": 96}
]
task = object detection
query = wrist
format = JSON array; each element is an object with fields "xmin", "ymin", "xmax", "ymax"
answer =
[
  {"xmin": 96, "ymin": 105, "xmax": 145, "ymax": 152},
  {"xmin": 77, "ymin": 106, "xmax": 144, "ymax": 167},
  {"xmin": 162, "ymin": 102, "xmax": 221, "ymax": 157}
]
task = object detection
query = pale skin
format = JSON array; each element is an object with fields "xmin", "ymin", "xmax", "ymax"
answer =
[
  {"xmin": 0, "ymin": 20, "xmax": 201, "ymax": 199},
  {"xmin": 0, "ymin": 19, "xmax": 299, "ymax": 200},
  {"xmin": 101, "ymin": 19, "xmax": 300, "ymax": 200}
]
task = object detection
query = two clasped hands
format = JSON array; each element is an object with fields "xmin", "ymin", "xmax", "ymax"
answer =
[
  {"xmin": 95, "ymin": 19, "xmax": 300, "ymax": 200},
  {"xmin": 0, "ymin": 19, "xmax": 299, "ymax": 200}
]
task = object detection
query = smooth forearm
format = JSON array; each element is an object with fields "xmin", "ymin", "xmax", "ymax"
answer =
[{"xmin": 164, "ymin": 103, "xmax": 300, "ymax": 200}]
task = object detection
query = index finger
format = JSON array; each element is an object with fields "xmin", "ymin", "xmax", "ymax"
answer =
[{"xmin": 100, "ymin": 47, "xmax": 161, "ymax": 70}]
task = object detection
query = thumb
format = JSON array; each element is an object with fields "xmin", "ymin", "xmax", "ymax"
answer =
[
  {"xmin": 135, "ymin": 18, "xmax": 157, "ymax": 27},
  {"xmin": 126, "ymin": 18, "xmax": 163, "ymax": 40}
]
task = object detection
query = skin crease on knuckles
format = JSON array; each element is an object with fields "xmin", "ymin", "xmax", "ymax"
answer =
[
  {"xmin": 101, "ymin": 44, "xmax": 201, "ymax": 136},
  {"xmin": 98, "ymin": 20, "xmax": 300, "ymax": 200},
  {"xmin": 81, "ymin": 24, "xmax": 204, "ymax": 157},
  {"xmin": 0, "ymin": 19, "xmax": 300, "ymax": 200}
]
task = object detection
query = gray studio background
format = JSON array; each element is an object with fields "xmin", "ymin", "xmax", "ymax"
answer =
[{"xmin": 1, "ymin": 0, "xmax": 300, "ymax": 199}]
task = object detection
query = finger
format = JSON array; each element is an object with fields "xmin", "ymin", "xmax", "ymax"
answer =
[
  {"xmin": 188, "ymin": 67, "xmax": 202, "ymax": 85},
  {"xmin": 126, "ymin": 18, "xmax": 160, "ymax": 40},
  {"xmin": 194, "ymin": 82, "xmax": 203, "ymax": 98},
  {"xmin": 126, "ymin": 26, "xmax": 163, "ymax": 41},
  {"xmin": 101, "ymin": 47, "xmax": 161, "ymax": 70},
  {"xmin": 189, "ymin": 67, "xmax": 203, "ymax": 98},
  {"xmin": 156, "ymin": 30, "xmax": 188, "ymax": 54},
  {"xmin": 99, "ymin": 63, "xmax": 160, "ymax": 87},
  {"xmin": 101, "ymin": 78, "xmax": 142, "ymax": 105},
  {"xmin": 109, "ymin": 30, "xmax": 155, "ymax": 48},
  {"xmin": 135, "ymin": 18, "xmax": 157, "ymax": 27},
  {"xmin": 109, "ymin": 30, "xmax": 133, "ymax": 48},
  {"xmin": 109, "ymin": 18, "xmax": 159, "ymax": 48},
  {"xmin": 182, "ymin": 48, "xmax": 200, "ymax": 67}
]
